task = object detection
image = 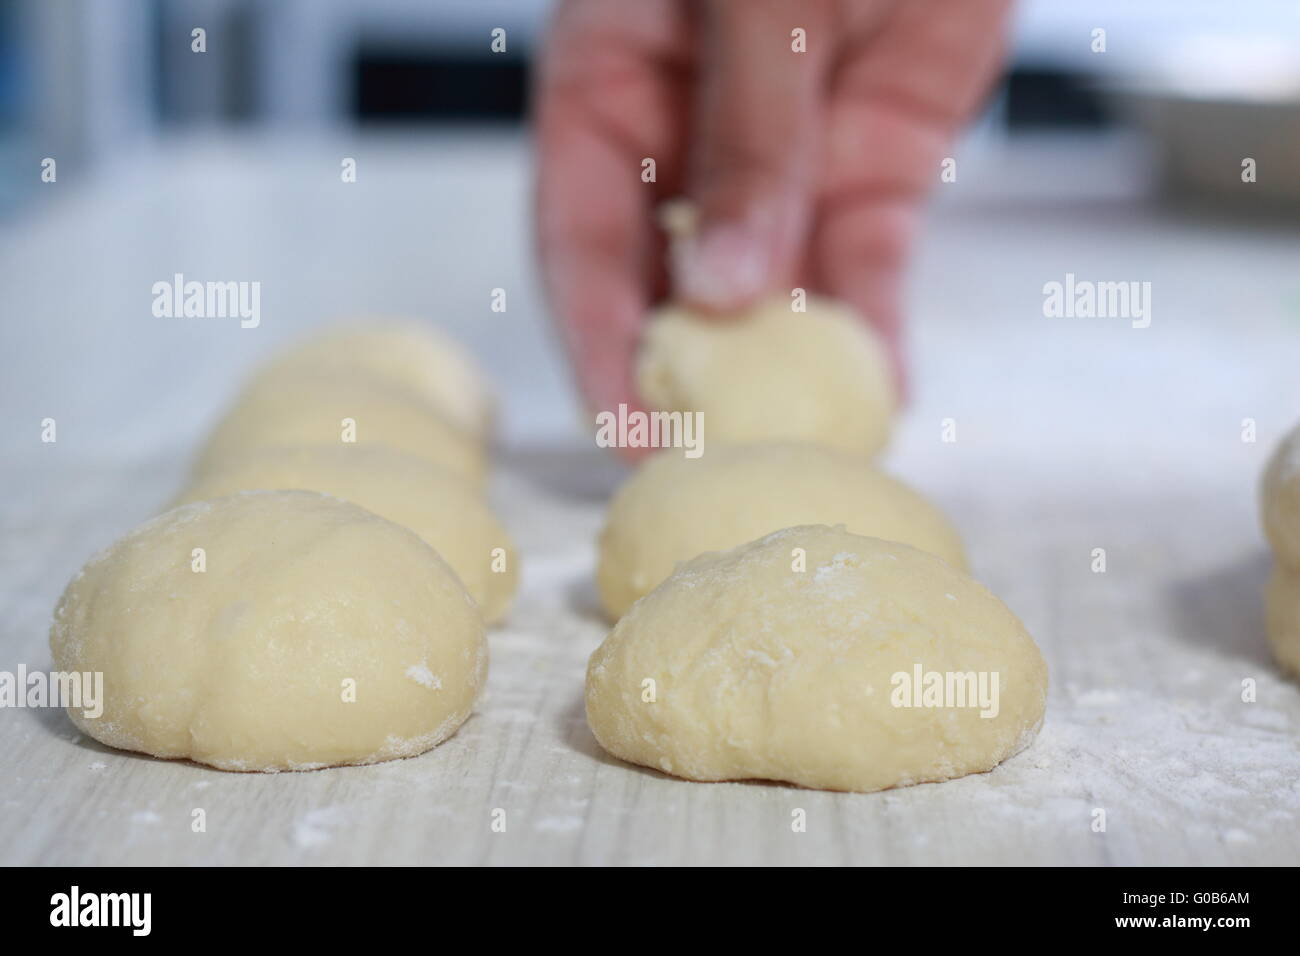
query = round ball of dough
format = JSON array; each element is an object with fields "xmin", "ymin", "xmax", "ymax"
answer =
[
  {"xmin": 193, "ymin": 375, "xmax": 486, "ymax": 486},
  {"xmin": 1265, "ymin": 566, "xmax": 1300, "ymax": 677},
  {"xmin": 176, "ymin": 445, "xmax": 518, "ymax": 623},
  {"xmin": 49, "ymin": 491, "xmax": 487, "ymax": 772},
  {"xmin": 1262, "ymin": 424, "xmax": 1300, "ymax": 567},
  {"xmin": 249, "ymin": 323, "xmax": 495, "ymax": 439},
  {"xmin": 597, "ymin": 443, "xmax": 967, "ymax": 619},
  {"xmin": 586, "ymin": 525, "xmax": 1048, "ymax": 792},
  {"xmin": 636, "ymin": 296, "xmax": 895, "ymax": 456}
]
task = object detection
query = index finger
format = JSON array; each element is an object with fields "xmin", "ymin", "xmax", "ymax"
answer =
[{"xmin": 533, "ymin": 0, "xmax": 690, "ymax": 443}]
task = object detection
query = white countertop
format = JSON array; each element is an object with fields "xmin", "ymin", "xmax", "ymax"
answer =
[{"xmin": 2, "ymin": 131, "xmax": 1298, "ymax": 865}]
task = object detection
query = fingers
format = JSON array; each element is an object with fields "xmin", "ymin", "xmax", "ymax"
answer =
[
  {"xmin": 808, "ymin": 199, "xmax": 916, "ymax": 398},
  {"xmin": 812, "ymin": 0, "xmax": 1016, "ymax": 397},
  {"xmin": 536, "ymin": 102, "xmax": 651, "ymax": 443},
  {"xmin": 820, "ymin": 0, "xmax": 1015, "ymax": 200},
  {"xmin": 534, "ymin": 0, "xmax": 688, "ymax": 435},
  {"xmin": 673, "ymin": 0, "xmax": 836, "ymax": 313}
]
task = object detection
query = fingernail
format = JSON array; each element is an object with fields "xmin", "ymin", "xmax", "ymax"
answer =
[{"xmin": 673, "ymin": 222, "xmax": 767, "ymax": 311}]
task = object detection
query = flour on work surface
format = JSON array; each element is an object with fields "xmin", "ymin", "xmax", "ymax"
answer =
[
  {"xmin": 942, "ymin": 681, "xmax": 1298, "ymax": 846},
  {"xmin": 291, "ymin": 807, "xmax": 347, "ymax": 849}
]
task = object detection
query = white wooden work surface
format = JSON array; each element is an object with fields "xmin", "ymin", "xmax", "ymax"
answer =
[{"xmin": 2, "ymin": 132, "xmax": 1298, "ymax": 866}]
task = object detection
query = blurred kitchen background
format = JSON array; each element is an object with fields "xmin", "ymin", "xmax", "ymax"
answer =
[
  {"xmin": 4, "ymin": 2, "xmax": 1300, "ymax": 869},
  {"xmin": 1, "ymin": 0, "xmax": 1299, "ymax": 456},
  {"xmin": 3, "ymin": 0, "xmax": 1300, "ymax": 208}
]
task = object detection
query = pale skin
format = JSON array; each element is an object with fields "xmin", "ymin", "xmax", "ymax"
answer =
[{"xmin": 535, "ymin": 0, "xmax": 1014, "ymax": 455}]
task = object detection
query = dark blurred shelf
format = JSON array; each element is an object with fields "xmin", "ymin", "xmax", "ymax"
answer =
[{"xmin": 352, "ymin": 48, "xmax": 528, "ymax": 123}]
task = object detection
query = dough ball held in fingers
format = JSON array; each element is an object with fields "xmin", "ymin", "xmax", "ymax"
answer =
[{"xmin": 637, "ymin": 295, "xmax": 895, "ymax": 457}]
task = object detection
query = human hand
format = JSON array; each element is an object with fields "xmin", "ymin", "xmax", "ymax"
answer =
[{"xmin": 535, "ymin": 0, "xmax": 1014, "ymax": 433}]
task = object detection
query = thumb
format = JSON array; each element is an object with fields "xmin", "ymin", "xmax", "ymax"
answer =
[{"xmin": 674, "ymin": 0, "xmax": 833, "ymax": 312}]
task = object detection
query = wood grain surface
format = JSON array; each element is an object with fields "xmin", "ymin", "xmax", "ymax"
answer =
[{"xmin": 2, "ymin": 133, "xmax": 1297, "ymax": 865}]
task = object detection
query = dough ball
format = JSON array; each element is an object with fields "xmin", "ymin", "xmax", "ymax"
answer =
[
  {"xmin": 193, "ymin": 375, "xmax": 486, "ymax": 486},
  {"xmin": 597, "ymin": 443, "xmax": 967, "ymax": 619},
  {"xmin": 248, "ymin": 323, "xmax": 495, "ymax": 439},
  {"xmin": 636, "ymin": 296, "xmax": 895, "ymax": 456},
  {"xmin": 176, "ymin": 445, "xmax": 518, "ymax": 623},
  {"xmin": 586, "ymin": 525, "xmax": 1047, "ymax": 792},
  {"xmin": 49, "ymin": 491, "xmax": 487, "ymax": 772},
  {"xmin": 1265, "ymin": 566, "xmax": 1300, "ymax": 677},
  {"xmin": 1261, "ymin": 424, "xmax": 1300, "ymax": 567}
]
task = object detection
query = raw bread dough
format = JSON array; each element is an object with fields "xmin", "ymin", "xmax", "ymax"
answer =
[
  {"xmin": 192, "ymin": 374, "xmax": 486, "ymax": 485},
  {"xmin": 49, "ymin": 491, "xmax": 487, "ymax": 772},
  {"xmin": 1265, "ymin": 567, "xmax": 1300, "ymax": 677},
  {"xmin": 597, "ymin": 443, "xmax": 967, "ymax": 619},
  {"xmin": 586, "ymin": 525, "xmax": 1048, "ymax": 792},
  {"xmin": 247, "ymin": 322, "xmax": 495, "ymax": 439},
  {"xmin": 636, "ymin": 296, "xmax": 895, "ymax": 456},
  {"xmin": 1261, "ymin": 423, "xmax": 1300, "ymax": 567},
  {"xmin": 176, "ymin": 445, "xmax": 518, "ymax": 623}
]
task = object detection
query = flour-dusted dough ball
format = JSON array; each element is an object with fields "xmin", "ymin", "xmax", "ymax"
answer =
[
  {"xmin": 176, "ymin": 445, "xmax": 518, "ymax": 623},
  {"xmin": 49, "ymin": 491, "xmax": 487, "ymax": 772},
  {"xmin": 1262, "ymin": 423, "xmax": 1300, "ymax": 567},
  {"xmin": 193, "ymin": 375, "xmax": 486, "ymax": 486},
  {"xmin": 586, "ymin": 525, "xmax": 1047, "ymax": 792},
  {"xmin": 636, "ymin": 296, "xmax": 895, "ymax": 456},
  {"xmin": 249, "ymin": 323, "xmax": 495, "ymax": 439},
  {"xmin": 597, "ymin": 443, "xmax": 966, "ymax": 619},
  {"xmin": 1265, "ymin": 567, "xmax": 1300, "ymax": 677}
]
